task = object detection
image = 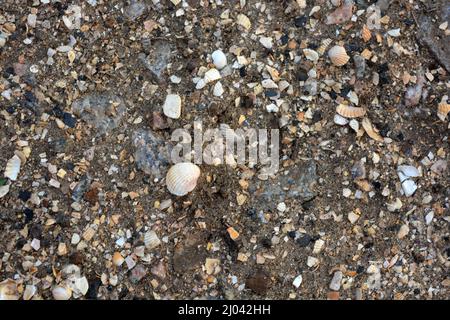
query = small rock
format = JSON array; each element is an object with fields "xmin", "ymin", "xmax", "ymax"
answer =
[
  {"xmin": 213, "ymin": 81, "xmax": 224, "ymax": 96},
  {"xmin": 211, "ymin": 50, "xmax": 227, "ymax": 69},
  {"xmin": 329, "ymin": 271, "xmax": 343, "ymax": 291},
  {"xmin": 292, "ymin": 275, "xmax": 303, "ymax": 288},
  {"xmin": 129, "ymin": 264, "xmax": 147, "ymax": 283},
  {"xmin": 163, "ymin": 94, "xmax": 182, "ymax": 119},
  {"xmin": 397, "ymin": 224, "xmax": 409, "ymax": 239}
]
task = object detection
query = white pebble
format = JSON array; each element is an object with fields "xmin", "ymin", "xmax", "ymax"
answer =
[
  {"xmin": 211, "ymin": 50, "xmax": 227, "ymax": 69},
  {"xmin": 292, "ymin": 275, "xmax": 303, "ymax": 288},
  {"xmin": 163, "ymin": 94, "xmax": 182, "ymax": 119},
  {"xmin": 213, "ymin": 81, "xmax": 224, "ymax": 96}
]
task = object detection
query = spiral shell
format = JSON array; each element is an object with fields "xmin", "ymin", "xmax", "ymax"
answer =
[
  {"xmin": 52, "ymin": 285, "xmax": 72, "ymax": 300},
  {"xmin": 361, "ymin": 24, "xmax": 371, "ymax": 42},
  {"xmin": 317, "ymin": 38, "xmax": 332, "ymax": 55},
  {"xmin": 4, "ymin": 155, "xmax": 21, "ymax": 181},
  {"xmin": 0, "ymin": 279, "xmax": 19, "ymax": 300},
  {"xmin": 336, "ymin": 104, "xmax": 366, "ymax": 118},
  {"xmin": 166, "ymin": 162, "xmax": 201, "ymax": 196},
  {"xmin": 328, "ymin": 45, "xmax": 350, "ymax": 66},
  {"xmin": 437, "ymin": 96, "xmax": 450, "ymax": 121}
]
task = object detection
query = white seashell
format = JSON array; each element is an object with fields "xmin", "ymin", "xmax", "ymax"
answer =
[
  {"xmin": 52, "ymin": 285, "xmax": 72, "ymax": 300},
  {"xmin": 162, "ymin": 94, "xmax": 181, "ymax": 119},
  {"xmin": 236, "ymin": 14, "xmax": 251, "ymax": 30},
  {"xmin": 261, "ymin": 79, "xmax": 278, "ymax": 89},
  {"xmin": 317, "ymin": 38, "xmax": 332, "ymax": 55},
  {"xmin": 334, "ymin": 114, "xmax": 349, "ymax": 125},
  {"xmin": 23, "ymin": 285, "xmax": 37, "ymax": 300},
  {"xmin": 328, "ymin": 45, "xmax": 350, "ymax": 66},
  {"xmin": 72, "ymin": 276, "xmax": 89, "ymax": 296},
  {"xmin": 204, "ymin": 68, "xmax": 221, "ymax": 83},
  {"xmin": 292, "ymin": 275, "xmax": 303, "ymax": 288},
  {"xmin": 387, "ymin": 28, "xmax": 401, "ymax": 37},
  {"xmin": 4, "ymin": 155, "xmax": 21, "ymax": 181},
  {"xmin": 397, "ymin": 165, "xmax": 420, "ymax": 179},
  {"xmin": 213, "ymin": 81, "xmax": 224, "ymax": 96},
  {"xmin": 312, "ymin": 239, "xmax": 325, "ymax": 254},
  {"xmin": 401, "ymin": 180, "xmax": 417, "ymax": 197},
  {"xmin": 349, "ymin": 119, "xmax": 359, "ymax": 132},
  {"xmin": 144, "ymin": 230, "xmax": 161, "ymax": 249},
  {"xmin": 336, "ymin": 104, "xmax": 366, "ymax": 118},
  {"xmin": 306, "ymin": 256, "xmax": 319, "ymax": 268},
  {"xmin": 211, "ymin": 50, "xmax": 227, "ymax": 69},
  {"xmin": 303, "ymin": 48, "xmax": 319, "ymax": 62},
  {"xmin": 259, "ymin": 36, "xmax": 273, "ymax": 49},
  {"xmin": 166, "ymin": 162, "xmax": 201, "ymax": 196},
  {"xmin": 0, "ymin": 279, "xmax": 19, "ymax": 300},
  {"xmin": 0, "ymin": 184, "xmax": 10, "ymax": 198}
]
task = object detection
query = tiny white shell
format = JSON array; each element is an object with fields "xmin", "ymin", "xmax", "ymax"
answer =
[
  {"xmin": 328, "ymin": 45, "xmax": 350, "ymax": 66},
  {"xmin": 4, "ymin": 155, "xmax": 21, "ymax": 181},
  {"xmin": 166, "ymin": 162, "xmax": 201, "ymax": 196},
  {"xmin": 211, "ymin": 50, "xmax": 227, "ymax": 69},
  {"xmin": 52, "ymin": 285, "xmax": 72, "ymax": 300},
  {"xmin": 0, "ymin": 279, "xmax": 19, "ymax": 300}
]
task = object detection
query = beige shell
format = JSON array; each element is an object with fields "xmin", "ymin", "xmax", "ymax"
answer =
[
  {"xmin": 437, "ymin": 96, "xmax": 450, "ymax": 121},
  {"xmin": 362, "ymin": 117, "xmax": 384, "ymax": 142},
  {"xmin": 52, "ymin": 285, "xmax": 72, "ymax": 300},
  {"xmin": 0, "ymin": 279, "xmax": 19, "ymax": 300},
  {"xmin": 336, "ymin": 104, "xmax": 366, "ymax": 118},
  {"xmin": 361, "ymin": 24, "xmax": 371, "ymax": 42},
  {"xmin": 144, "ymin": 230, "xmax": 161, "ymax": 249},
  {"xmin": 317, "ymin": 38, "xmax": 332, "ymax": 55},
  {"xmin": 328, "ymin": 45, "xmax": 350, "ymax": 66},
  {"xmin": 236, "ymin": 14, "xmax": 251, "ymax": 30},
  {"xmin": 23, "ymin": 285, "xmax": 37, "ymax": 300},
  {"xmin": 4, "ymin": 154, "xmax": 21, "ymax": 181},
  {"xmin": 112, "ymin": 252, "xmax": 124, "ymax": 266},
  {"xmin": 166, "ymin": 162, "xmax": 201, "ymax": 196}
]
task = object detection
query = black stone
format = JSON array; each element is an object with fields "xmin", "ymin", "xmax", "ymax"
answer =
[
  {"xmin": 62, "ymin": 112, "xmax": 77, "ymax": 128},
  {"xmin": 261, "ymin": 238, "xmax": 272, "ymax": 248},
  {"xmin": 29, "ymin": 224, "xmax": 42, "ymax": 238},
  {"xmin": 330, "ymin": 91, "xmax": 338, "ymax": 100},
  {"xmin": 296, "ymin": 234, "xmax": 312, "ymax": 247},
  {"xmin": 280, "ymin": 34, "xmax": 289, "ymax": 45},
  {"xmin": 86, "ymin": 278, "xmax": 102, "ymax": 299},
  {"xmin": 296, "ymin": 69, "xmax": 308, "ymax": 81},
  {"xmin": 294, "ymin": 16, "xmax": 307, "ymax": 28},
  {"xmin": 265, "ymin": 90, "xmax": 279, "ymax": 98},
  {"xmin": 16, "ymin": 238, "xmax": 27, "ymax": 250},
  {"xmin": 311, "ymin": 110, "xmax": 322, "ymax": 123},
  {"xmin": 288, "ymin": 231, "xmax": 297, "ymax": 239},
  {"xmin": 19, "ymin": 190, "xmax": 31, "ymax": 202},
  {"xmin": 24, "ymin": 208, "xmax": 34, "ymax": 223},
  {"xmin": 239, "ymin": 66, "xmax": 247, "ymax": 77},
  {"xmin": 356, "ymin": 265, "xmax": 365, "ymax": 274}
]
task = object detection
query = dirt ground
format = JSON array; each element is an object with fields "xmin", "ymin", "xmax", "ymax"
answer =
[{"xmin": 0, "ymin": 0, "xmax": 449, "ymax": 300}]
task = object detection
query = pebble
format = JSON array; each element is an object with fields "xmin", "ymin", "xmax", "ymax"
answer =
[
  {"xmin": 397, "ymin": 224, "xmax": 409, "ymax": 239},
  {"xmin": 329, "ymin": 271, "xmax": 343, "ymax": 291},
  {"xmin": 71, "ymin": 233, "xmax": 81, "ymax": 245},
  {"xmin": 211, "ymin": 50, "xmax": 227, "ymax": 69},
  {"xmin": 213, "ymin": 81, "xmax": 224, "ymax": 96},
  {"xmin": 348, "ymin": 211, "xmax": 360, "ymax": 224},
  {"xmin": 163, "ymin": 94, "xmax": 182, "ymax": 119},
  {"xmin": 204, "ymin": 68, "xmax": 222, "ymax": 83},
  {"xmin": 307, "ymin": 256, "xmax": 319, "ymax": 267},
  {"xmin": 292, "ymin": 275, "xmax": 303, "ymax": 288},
  {"xmin": 259, "ymin": 36, "xmax": 273, "ymax": 49}
]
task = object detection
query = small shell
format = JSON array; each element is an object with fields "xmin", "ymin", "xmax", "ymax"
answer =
[
  {"xmin": 361, "ymin": 24, "xmax": 371, "ymax": 42},
  {"xmin": 437, "ymin": 96, "xmax": 450, "ymax": 121},
  {"xmin": 166, "ymin": 162, "xmax": 201, "ymax": 196},
  {"xmin": 236, "ymin": 14, "xmax": 251, "ymax": 30},
  {"xmin": 303, "ymin": 48, "xmax": 319, "ymax": 62},
  {"xmin": 0, "ymin": 184, "xmax": 10, "ymax": 198},
  {"xmin": 23, "ymin": 285, "xmax": 37, "ymax": 300},
  {"xmin": 336, "ymin": 104, "xmax": 366, "ymax": 118},
  {"xmin": 317, "ymin": 38, "xmax": 332, "ymax": 55},
  {"xmin": 226, "ymin": 227, "xmax": 240, "ymax": 240},
  {"xmin": 52, "ymin": 285, "xmax": 72, "ymax": 300},
  {"xmin": 312, "ymin": 239, "xmax": 325, "ymax": 254},
  {"xmin": 4, "ymin": 155, "xmax": 21, "ymax": 181},
  {"xmin": 211, "ymin": 50, "xmax": 227, "ymax": 69},
  {"xmin": 328, "ymin": 45, "xmax": 350, "ymax": 66},
  {"xmin": 144, "ymin": 230, "xmax": 161, "ymax": 249},
  {"xmin": 362, "ymin": 117, "xmax": 383, "ymax": 142},
  {"xmin": 112, "ymin": 252, "xmax": 124, "ymax": 266},
  {"xmin": 0, "ymin": 279, "xmax": 20, "ymax": 300}
]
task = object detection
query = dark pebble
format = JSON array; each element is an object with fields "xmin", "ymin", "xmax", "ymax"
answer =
[
  {"xmin": 296, "ymin": 234, "xmax": 312, "ymax": 247},
  {"xmin": 294, "ymin": 16, "xmax": 307, "ymax": 28},
  {"xmin": 62, "ymin": 112, "xmax": 77, "ymax": 128},
  {"xmin": 86, "ymin": 278, "xmax": 102, "ymax": 299},
  {"xmin": 296, "ymin": 69, "xmax": 308, "ymax": 82},
  {"xmin": 19, "ymin": 190, "xmax": 31, "ymax": 202}
]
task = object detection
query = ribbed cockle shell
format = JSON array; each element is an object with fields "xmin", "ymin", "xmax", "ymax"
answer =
[
  {"xmin": 328, "ymin": 45, "xmax": 350, "ymax": 66},
  {"xmin": 166, "ymin": 162, "xmax": 201, "ymax": 196}
]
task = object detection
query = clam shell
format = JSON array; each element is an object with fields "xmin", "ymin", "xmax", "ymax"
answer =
[
  {"xmin": 437, "ymin": 96, "xmax": 450, "ymax": 121},
  {"xmin": 4, "ymin": 155, "xmax": 21, "ymax": 181},
  {"xmin": 362, "ymin": 117, "xmax": 383, "ymax": 142},
  {"xmin": 303, "ymin": 48, "xmax": 319, "ymax": 62},
  {"xmin": 52, "ymin": 285, "xmax": 72, "ymax": 300},
  {"xmin": 236, "ymin": 14, "xmax": 251, "ymax": 30},
  {"xmin": 361, "ymin": 24, "xmax": 371, "ymax": 42},
  {"xmin": 328, "ymin": 45, "xmax": 350, "ymax": 66},
  {"xmin": 0, "ymin": 279, "xmax": 19, "ymax": 300},
  {"xmin": 317, "ymin": 38, "xmax": 332, "ymax": 55},
  {"xmin": 336, "ymin": 104, "xmax": 366, "ymax": 118},
  {"xmin": 166, "ymin": 162, "xmax": 201, "ymax": 196}
]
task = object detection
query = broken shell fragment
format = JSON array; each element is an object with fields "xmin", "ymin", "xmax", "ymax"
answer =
[
  {"xmin": 317, "ymin": 38, "xmax": 332, "ymax": 55},
  {"xmin": 166, "ymin": 162, "xmax": 201, "ymax": 196},
  {"xmin": 361, "ymin": 24, "xmax": 371, "ymax": 42},
  {"xmin": 437, "ymin": 96, "xmax": 450, "ymax": 121},
  {"xmin": 362, "ymin": 118, "xmax": 383, "ymax": 142},
  {"xmin": 0, "ymin": 279, "xmax": 20, "ymax": 300},
  {"xmin": 236, "ymin": 14, "xmax": 251, "ymax": 30},
  {"xmin": 52, "ymin": 285, "xmax": 72, "ymax": 300},
  {"xmin": 112, "ymin": 252, "xmax": 125, "ymax": 266},
  {"xmin": 336, "ymin": 104, "xmax": 366, "ymax": 118},
  {"xmin": 328, "ymin": 45, "xmax": 350, "ymax": 66},
  {"xmin": 303, "ymin": 48, "xmax": 319, "ymax": 62},
  {"xmin": 4, "ymin": 155, "xmax": 21, "ymax": 181}
]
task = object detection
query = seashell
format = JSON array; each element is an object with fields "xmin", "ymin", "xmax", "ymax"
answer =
[
  {"xmin": 144, "ymin": 230, "xmax": 161, "ymax": 249},
  {"xmin": 397, "ymin": 165, "xmax": 420, "ymax": 179},
  {"xmin": 0, "ymin": 279, "xmax": 20, "ymax": 300},
  {"xmin": 0, "ymin": 184, "xmax": 10, "ymax": 198},
  {"xmin": 361, "ymin": 24, "xmax": 371, "ymax": 42},
  {"xmin": 112, "ymin": 252, "xmax": 124, "ymax": 266},
  {"xmin": 312, "ymin": 239, "xmax": 325, "ymax": 254},
  {"xmin": 334, "ymin": 114, "xmax": 349, "ymax": 125},
  {"xmin": 4, "ymin": 155, "xmax": 21, "ymax": 181},
  {"xmin": 236, "ymin": 14, "xmax": 251, "ymax": 30},
  {"xmin": 211, "ymin": 50, "xmax": 227, "ymax": 69},
  {"xmin": 226, "ymin": 227, "xmax": 240, "ymax": 240},
  {"xmin": 317, "ymin": 38, "xmax": 332, "ymax": 55},
  {"xmin": 437, "ymin": 96, "xmax": 450, "ymax": 121},
  {"xmin": 259, "ymin": 36, "xmax": 273, "ymax": 49},
  {"xmin": 303, "ymin": 48, "xmax": 319, "ymax": 62},
  {"xmin": 266, "ymin": 65, "xmax": 280, "ymax": 81},
  {"xmin": 204, "ymin": 68, "xmax": 221, "ymax": 83},
  {"xmin": 362, "ymin": 117, "xmax": 383, "ymax": 142},
  {"xmin": 336, "ymin": 104, "xmax": 366, "ymax": 118},
  {"xmin": 328, "ymin": 45, "xmax": 350, "ymax": 66},
  {"xmin": 23, "ymin": 285, "xmax": 37, "ymax": 300},
  {"xmin": 52, "ymin": 285, "xmax": 72, "ymax": 300},
  {"xmin": 166, "ymin": 162, "xmax": 201, "ymax": 196},
  {"xmin": 213, "ymin": 81, "xmax": 224, "ymax": 96}
]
